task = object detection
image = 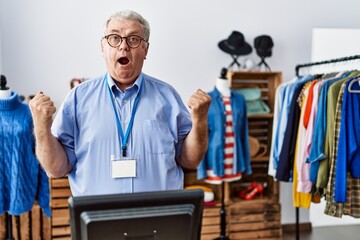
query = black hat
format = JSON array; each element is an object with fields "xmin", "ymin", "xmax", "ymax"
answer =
[
  {"xmin": 218, "ymin": 31, "xmax": 252, "ymax": 55},
  {"xmin": 254, "ymin": 35, "xmax": 273, "ymax": 58}
]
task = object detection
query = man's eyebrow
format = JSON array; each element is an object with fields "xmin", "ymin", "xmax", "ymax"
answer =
[
  {"xmin": 107, "ymin": 29, "xmax": 121, "ymax": 34},
  {"xmin": 126, "ymin": 30, "xmax": 141, "ymax": 36}
]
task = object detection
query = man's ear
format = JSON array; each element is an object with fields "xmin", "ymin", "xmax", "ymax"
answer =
[
  {"xmin": 144, "ymin": 43, "xmax": 150, "ymax": 59},
  {"xmin": 100, "ymin": 40, "xmax": 105, "ymax": 56}
]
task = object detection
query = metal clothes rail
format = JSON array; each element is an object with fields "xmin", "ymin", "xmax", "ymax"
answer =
[{"xmin": 296, "ymin": 55, "xmax": 360, "ymax": 76}]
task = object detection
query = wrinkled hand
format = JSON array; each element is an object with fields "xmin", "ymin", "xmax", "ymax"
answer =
[
  {"xmin": 188, "ymin": 89, "xmax": 212, "ymax": 121},
  {"xmin": 29, "ymin": 92, "xmax": 56, "ymax": 131}
]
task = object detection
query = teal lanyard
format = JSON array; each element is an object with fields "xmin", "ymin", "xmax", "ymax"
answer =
[{"xmin": 107, "ymin": 77, "xmax": 143, "ymax": 157}]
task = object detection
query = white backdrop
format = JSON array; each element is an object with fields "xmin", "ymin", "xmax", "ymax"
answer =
[
  {"xmin": 1, "ymin": 0, "xmax": 360, "ymax": 225},
  {"xmin": 312, "ymin": 28, "xmax": 360, "ymax": 62}
]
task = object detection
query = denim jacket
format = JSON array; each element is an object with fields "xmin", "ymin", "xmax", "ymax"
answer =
[{"xmin": 197, "ymin": 87, "xmax": 252, "ymax": 179}]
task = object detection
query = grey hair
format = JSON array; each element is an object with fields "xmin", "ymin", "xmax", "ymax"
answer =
[{"xmin": 104, "ymin": 10, "xmax": 150, "ymax": 41}]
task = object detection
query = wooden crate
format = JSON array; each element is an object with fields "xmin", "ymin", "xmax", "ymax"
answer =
[
  {"xmin": 201, "ymin": 204, "xmax": 231, "ymax": 240},
  {"xmin": 227, "ymin": 162, "xmax": 281, "ymax": 240},
  {"xmin": 248, "ymin": 117, "xmax": 273, "ymax": 162},
  {"xmin": 50, "ymin": 177, "xmax": 72, "ymax": 240},
  {"xmin": 227, "ymin": 71, "xmax": 281, "ymax": 113},
  {"xmin": 0, "ymin": 202, "xmax": 51, "ymax": 240},
  {"xmin": 228, "ymin": 71, "xmax": 281, "ymax": 165},
  {"xmin": 230, "ymin": 162, "xmax": 279, "ymax": 203},
  {"xmin": 229, "ymin": 200, "xmax": 282, "ymax": 240}
]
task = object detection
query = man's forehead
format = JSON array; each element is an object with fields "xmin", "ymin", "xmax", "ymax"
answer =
[{"xmin": 106, "ymin": 18, "xmax": 142, "ymax": 33}]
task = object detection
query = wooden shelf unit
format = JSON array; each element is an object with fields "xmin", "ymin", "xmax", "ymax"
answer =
[
  {"xmin": 184, "ymin": 71, "xmax": 283, "ymax": 240},
  {"xmin": 50, "ymin": 177, "xmax": 72, "ymax": 239}
]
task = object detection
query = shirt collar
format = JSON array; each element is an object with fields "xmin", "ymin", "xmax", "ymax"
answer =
[{"xmin": 106, "ymin": 72, "xmax": 143, "ymax": 96}]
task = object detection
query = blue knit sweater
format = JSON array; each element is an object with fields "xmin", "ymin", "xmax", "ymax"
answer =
[{"xmin": 0, "ymin": 92, "xmax": 50, "ymax": 217}]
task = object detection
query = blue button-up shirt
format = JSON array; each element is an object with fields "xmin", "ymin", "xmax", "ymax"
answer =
[{"xmin": 52, "ymin": 72, "xmax": 192, "ymax": 196}]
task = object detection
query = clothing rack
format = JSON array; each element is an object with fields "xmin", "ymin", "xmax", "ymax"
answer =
[
  {"xmin": 294, "ymin": 54, "xmax": 360, "ymax": 240},
  {"xmin": 296, "ymin": 55, "xmax": 360, "ymax": 76}
]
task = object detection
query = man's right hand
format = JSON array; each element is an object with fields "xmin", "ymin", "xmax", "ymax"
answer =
[
  {"xmin": 29, "ymin": 92, "xmax": 56, "ymax": 131},
  {"xmin": 29, "ymin": 92, "xmax": 71, "ymax": 178}
]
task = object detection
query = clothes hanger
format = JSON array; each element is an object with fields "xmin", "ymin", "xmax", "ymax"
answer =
[
  {"xmin": 347, "ymin": 76, "xmax": 360, "ymax": 93},
  {"xmin": 343, "ymin": 58, "xmax": 360, "ymax": 93}
]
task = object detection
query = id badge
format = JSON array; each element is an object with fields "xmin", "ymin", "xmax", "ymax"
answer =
[{"xmin": 111, "ymin": 156, "xmax": 136, "ymax": 178}]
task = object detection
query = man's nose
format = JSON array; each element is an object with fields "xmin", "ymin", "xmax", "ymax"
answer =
[{"xmin": 118, "ymin": 39, "xmax": 130, "ymax": 50}]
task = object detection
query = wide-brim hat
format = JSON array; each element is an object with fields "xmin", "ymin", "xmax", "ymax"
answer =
[
  {"xmin": 218, "ymin": 31, "xmax": 252, "ymax": 55},
  {"xmin": 254, "ymin": 35, "xmax": 273, "ymax": 58}
]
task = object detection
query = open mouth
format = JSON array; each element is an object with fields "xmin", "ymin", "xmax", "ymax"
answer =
[{"xmin": 118, "ymin": 57, "xmax": 130, "ymax": 65}]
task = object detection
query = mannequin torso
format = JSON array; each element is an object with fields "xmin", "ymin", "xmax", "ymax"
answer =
[
  {"xmin": 0, "ymin": 75, "xmax": 11, "ymax": 99},
  {"xmin": 0, "ymin": 89, "xmax": 11, "ymax": 99},
  {"xmin": 215, "ymin": 77, "xmax": 230, "ymax": 97}
]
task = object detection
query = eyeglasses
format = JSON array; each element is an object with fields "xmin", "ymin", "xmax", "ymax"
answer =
[{"xmin": 103, "ymin": 34, "xmax": 148, "ymax": 49}]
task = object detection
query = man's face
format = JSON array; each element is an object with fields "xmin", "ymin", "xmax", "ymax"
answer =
[{"xmin": 101, "ymin": 18, "xmax": 148, "ymax": 90}]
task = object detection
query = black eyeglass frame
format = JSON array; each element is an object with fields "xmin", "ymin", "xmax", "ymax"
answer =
[{"xmin": 103, "ymin": 34, "xmax": 148, "ymax": 49}]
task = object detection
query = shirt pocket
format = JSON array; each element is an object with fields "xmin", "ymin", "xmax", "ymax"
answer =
[{"xmin": 143, "ymin": 120, "xmax": 175, "ymax": 154}]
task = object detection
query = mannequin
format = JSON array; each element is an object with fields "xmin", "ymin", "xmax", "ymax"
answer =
[
  {"xmin": 213, "ymin": 68, "xmax": 233, "ymax": 240},
  {"xmin": 1, "ymin": 74, "xmax": 13, "ymax": 239},
  {"xmin": 215, "ymin": 68, "xmax": 231, "ymax": 97},
  {"xmin": 0, "ymin": 75, "xmax": 12, "ymax": 99},
  {"xmin": 0, "ymin": 74, "xmax": 50, "ymax": 239},
  {"xmin": 198, "ymin": 68, "xmax": 251, "ymax": 239}
]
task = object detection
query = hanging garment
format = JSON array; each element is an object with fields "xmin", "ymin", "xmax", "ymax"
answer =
[
  {"xmin": 275, "ymin": 75, "xmax": 314, "ymax": 182},
  {"xmin": 268, "ymin": 78, "xmax": 296, "ymax": 177},
  {"xmin": 292, "ymin": 82, "xmax": 313, "ymax": 208},
  {"xmin": 303, "ymin": 79, "xmax": 326, "ymax": 183},
  {"xmin": 0, "ymin": 92, "xmax": 50, "ymax": 217},
  {"xmin": 197, "ymin": 87, "xmax": 251, "ymax": 181},
  {"xmin": 335, "ymin": 76, "xmax": 360, "ymax": 203},
  {"xmin": 271, "ymin": 76, "xmax": 311, "ymax": 179},
  {"xmin": 324, "ymin": 78, "xmax": 360, "ymax": 218},
  {"xmin": 296, "ymin": 80, "xmax": 318, "ymax": 193}
]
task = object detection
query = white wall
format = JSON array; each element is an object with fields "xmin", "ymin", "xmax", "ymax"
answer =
[
  {"xmin": 1, "ymin": 0, "xmax": 360, "ymax": 225},
  {"xmin": 312, "ymin": 28, "xmax": 360, "ymax": 62}
]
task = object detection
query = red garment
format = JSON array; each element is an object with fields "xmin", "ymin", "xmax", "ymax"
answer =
[{"xmin": 303, "ymin": 80, "xmax": 318, "ymax": 128}]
